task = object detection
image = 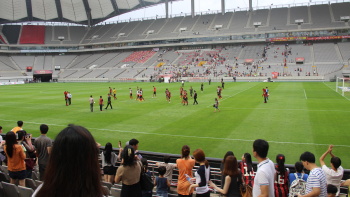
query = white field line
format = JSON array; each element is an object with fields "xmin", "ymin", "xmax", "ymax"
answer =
[
  {"xmin": 218, "ymin": 107, "xmax": 350, "ymax": 113},
  {"xmin": 1, "ymin": 118, "xmax": 349, "ymax": 148},
  {"xmin": 323, "ymin": 82, "xmax": 350, "ymax": 101}
]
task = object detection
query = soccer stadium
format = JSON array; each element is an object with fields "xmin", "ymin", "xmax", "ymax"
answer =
[{"xmin": 0, "ymin": 0, "xmax": 350, "ymax": 196}]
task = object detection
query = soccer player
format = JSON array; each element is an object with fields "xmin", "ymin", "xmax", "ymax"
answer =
[
  {"xmin": 201, "ymin": 83, "xmax": 204, "ymax": 92},
  {"xmin": 109, "ymin": 87, "xmax": 112, "ymax": 95},
  {"xmin": 139, "ymin": 88, "xmax": 144, "ymax": 101},
  {"xmin": 64, "ymin": 91, "xmax": 68, "ymax": 106},
  {"xmin": 67, "ymin": 92, "xmax": 72, "ymax": 105},
  {"xmin": 89, "ymin": 95, "xmax": 94, "ymax": 112},
  {"xmin": 182, "ymin": 90, "xmax": 188, "ymax": 106},
  {"xmin": 113, "ymin": 88, "xmax": 117, "ymax": 100},
  {"xmin": 99, "ymin": 96, "xmax": 104, "ymax": 111},
  {"xmin": 193, "ymin": 90, "xmax": 198, "ymax": 105},
  {"xmin": 217, "ymin": 86, "xmax": 222, "ymax": 99},
  {"xmin": 153, "ymin": 86, "xmax": 157, "ymax": 98},
  {"xmin": 213, "ymin": 98, "xmax": 220, "ymax": 112},
  {"xmin": 189, "ymin": 86, "xmax": 193, "ymax": 98},
  {"xmin": 262, "ymin": 88, "xmax": 268, "ymax": 103},
  {"xmin": 265, "ymin": 87, "xmax": 269, "ymax": 100},
  {"xmin": 129, "ymin": 88, "xmax": 133, "ymax": 99},
  {"xmin": 105, "ymin": 94, "xmax": 112, "ymax": 109}
]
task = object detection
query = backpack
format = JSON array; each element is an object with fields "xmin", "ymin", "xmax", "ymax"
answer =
[{"xmin": 288, "ymin": 173, "xmax": 306, "ymax": 197}]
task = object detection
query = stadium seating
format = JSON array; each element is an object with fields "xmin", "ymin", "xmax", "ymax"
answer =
[{"xmin": 19, "ymin": 25, "xmax": 45, "ymax": 44}]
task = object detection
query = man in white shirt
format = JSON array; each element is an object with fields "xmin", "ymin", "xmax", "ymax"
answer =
[
  {"xmin": 252, "ymin": 139, "xmax": 275, "ymax": 197},
  {"xmin": 319, "ymin": 145, "xmax": 343, "ymax": 196}
]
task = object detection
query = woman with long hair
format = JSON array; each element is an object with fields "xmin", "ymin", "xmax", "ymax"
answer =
[
  {"xmin": 4, "ymin": 132, "xmax": 26, "ymax": 186},
  {"xmin": 210, "ymin": 155, "xmax": 242, "ymax": 196},
  {"xmin": 189, "ymin": 149, "xmax": 210, "ymax": 197},
  {"xmin": 220, "ymin": 151, "xmax": 234, "ymax": 172},
  {"xmin": 115, "ymin": 145, "xmax": 142, "ymax": 197},
  {"xmin": 33, "ymin": 124, "xmax": 106, "ymax": 197},
  {"xmin": 240, "ymin": 153, "xmax": 255, "ymax": 187},
  {"xmin": 101, "ymin": 142, "xmax": 118, "ymax": 183},
  {"xmin": 176, "ymin": 145, "xmax": 195, "ymax": 197},
  {"xmin": 274, "ymin": 154, "xmax": 289, "ymax": 197}
]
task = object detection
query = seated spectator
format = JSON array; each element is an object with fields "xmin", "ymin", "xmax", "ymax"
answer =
[
  {"xmin": 289, "ymin": 162, "xmax": 308, "ymax": 186},
  {"xmin": 320, "ymin": 145, "xmax": 343, "ymax": 197},
  {"xmin": 155, "ymin": 166, "xmax": 170, "ymax": 197},
  {"xmin": 156, "ymin": 155, "xmax": 177, "ymax": 183},
  {"xmin": 4, "ymin": 131, "xmax": 26, "ymax": 186},
  {"xmin": 115, "ymin": 145, "xmax": 142, "ymax": 197},
  {"xmin": 101, "ymin": 142, "xmax": 119, "ymax": 184},
  {"xmin": 32, "ymin": 124, "xmax": 106, "ymax": 197},
  {"xmin": 327, "ymin": 184, "xmax": 337, "ymax": 197}
]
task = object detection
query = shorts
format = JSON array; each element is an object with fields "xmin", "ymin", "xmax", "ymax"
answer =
[
  {"xmin": 103, "ymin": 166, "xmax": 117, "ymax": 175},
  {"xmin": 9, "ymin": 170, "xmax": 26, "ymax": 180}
]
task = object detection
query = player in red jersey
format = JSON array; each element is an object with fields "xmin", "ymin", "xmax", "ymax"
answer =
[
  {"xmin": 182, "ymin": 90, "xmax": 188, "ymax": 106},
  {"xmin": 99, "ymin": 96, "xmax": 104, "ymax": 111},
  {"xmin": 262, "ymin": 88, "xmax": 268, "ymax": 103},
  {"xmin": 153, "ymin": 86, "xmax": 157, "ymax": 98},
  {"xmin": 64, "ymin": 91, "xmax": 68, "ymax": 106}
]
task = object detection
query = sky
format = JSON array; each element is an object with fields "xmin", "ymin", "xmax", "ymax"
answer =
[{"xmin": 105, "ymin": 0, "xmax": 316, "ymax": 23}]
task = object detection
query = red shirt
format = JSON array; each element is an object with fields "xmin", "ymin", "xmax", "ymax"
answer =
[{"xmin": 99, "ymin": 98, "xmax": 103, "ymax": 105}]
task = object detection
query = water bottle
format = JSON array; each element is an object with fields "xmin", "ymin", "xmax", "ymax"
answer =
[{"xmin": 185, "ymin": 174, "xmax": 191, "ymax": 183}]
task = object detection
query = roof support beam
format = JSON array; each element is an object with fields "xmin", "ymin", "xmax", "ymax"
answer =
[
  {"xmin": 165, "ymin": 0, "xmax": 169, "ymax": 19},
  {"xmin": 110, "ymin": 0, "xmax": 119, "ymax": 15},
  {"xmin": 82, "ymin": 0, "xmax": 92, "ymax": 26},
  {"xmin": 191, "ymin": 0, "xmax": 194, "ymax": 18},
  {"xmin": 55, "ymin": 0, "xmax": 64, "ymax": 22},
  {"xmin": 26, "ymin": 0, "xmax": 33, "ymax": 21},
  {"xmin": 221, "ymin": 0, "xmax": 225, "ymax": 15}
]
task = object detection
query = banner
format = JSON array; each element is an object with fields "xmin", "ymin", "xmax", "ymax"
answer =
[
  {"xmin": 266, "ymin": 35, "xmax": 350, "ymax": 42},
  {"xmin": 296, "ymin": 57, "xmax": 305, "ymax": 63},
  {"xmin": 34, "ymin": 70, "xmax": 53, "ymax": 74}
]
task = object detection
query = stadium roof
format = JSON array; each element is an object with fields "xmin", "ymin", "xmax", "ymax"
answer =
[{"xmin": 0, "ymin": 0, "xmax": 178, "ymax": 26}]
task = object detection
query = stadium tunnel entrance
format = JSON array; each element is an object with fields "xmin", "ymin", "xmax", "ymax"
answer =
[{"xmin": 33, "ymin": 70, "xmax": 53, "ymax": 82}]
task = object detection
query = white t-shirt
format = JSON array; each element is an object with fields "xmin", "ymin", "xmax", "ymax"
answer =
[
  {"xmin": 253, "ymin": 158, "xmax": 275, "ymax": 197},
  {"xmin": 322, "ymin": 165, "xmax": 344, "ymax": 196}
]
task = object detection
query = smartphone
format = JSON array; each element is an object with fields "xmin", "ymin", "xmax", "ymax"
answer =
[{"xmin": 118, "ymin": 141, "xmax": 122, "ymax": 148}]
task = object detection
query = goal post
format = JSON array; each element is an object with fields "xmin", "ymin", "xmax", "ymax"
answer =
[{"xmin": 336, "ymin": 77, "xmax": 350, "ymax": 97}]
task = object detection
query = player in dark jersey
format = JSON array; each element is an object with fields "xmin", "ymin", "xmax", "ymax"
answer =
[
  {"xmin": 189, "ymin": 86, "xmax": 193, "ymax": 98},
  {"xmin": 129, "ymin": 88, "xmax": 133, "ymax": 99},
  {"xmin": 193, "ymin": 90, "xmax": 198, "ymax": 105}
]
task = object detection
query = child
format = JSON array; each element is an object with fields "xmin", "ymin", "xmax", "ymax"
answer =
[
  {"xmin": 155, "ymin": 166, "xmax": 170, "ymax": 197},
  {"xmin": 327, "ymin": 184, "xmax": 337, "ymax": 197}
]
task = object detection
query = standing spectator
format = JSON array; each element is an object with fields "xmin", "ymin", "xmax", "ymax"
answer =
[
  {"xmin": 89, "ymin": 95, "xmax": 94, "ymax": 112},
  {"xmin": 176, "ymin": 145, "xmax": 195, "ymax": 197},
  {"xmin": 156, "ymin": 155, "xmax": 177, "ymax": 182},
  {"xmin": 18, "ymin": 130, "xmax": 36, "ymax": 179},
  {"xmin": 193, "ymin": 91, "xmax": 198, "ymax": 105},
  {"xmin": 240, "ymin": 153, "xmax": 255, "ymax": 187},
  {"xmin": 32, "ymin": 124, "xmax": 107, "ymax": 197},
  {"xmin": 67, "ymin": 92, "xmax": 72, "ymax": 105},
  {"xmin": 252, "ymin": 139, "xmax": 275, "ymax": 197},
  {"xmin": 99, "ymin": 96, "xmax": 104, "ymax": 111},
  {"xmin": 298, "ymin": 151, "xmax": 327, "ymax": 197},
  {"xmin": 289, "ymin": 162, "xmax": 308, "ymax": 186},
  {"xmin": 0, "ymin": 126, "xmax": 4, "ymax": 165},
  {"xmin": 189, "ymin": 149, "xmax": 211, "ymax": 196},
  {"xmin": 11, "ymin": 120, "xmax": 24, "ymax": 133},
  {"xmin": 101, "ymin": 142, "xmax": 118, "ymax": 184},
  {"xmin": 141, "ymin": 158, "xmax": 153, "ymax": 197},
  {"xmin": 155, "ymin": 166, "xmax": 170, "ymax": 197},
  {"xmin": 34, "ymin": 124, "xmax": 52, "ymax": 181},
  {"xmin": 274, "ymin": 154, "xmax": 289, "ymax": 197},
  {"xmin": 210, "ymin": 155, "xmax": 242, "ymax": 197},
  {"xmin": 115, "ymin": 145, "xmax": 142, "ymax": 197},
  {"xmin": 220, "ymin": 151, "xmax": 234, "ymax": 172},
  {"xmin": 319, "ymin": 145, "xmax": 343, "ymax": 196},
  {"xmin": 4, "ymin": 132, "xmax": 26, "ymax": 186},
  {"xmin": 129, "ymin": 138, "xmax": 142, "ymax": 159},
  {"xmin": 105, "ymin": 94, "xmax": 113, "ymax": 110}
]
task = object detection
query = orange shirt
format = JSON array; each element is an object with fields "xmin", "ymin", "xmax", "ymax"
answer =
[
  {"xmin": 11, "ymin": 127, "xmax": 22, "ymax": 133},
  {"xmin": 4, "ymin": 144, "xmax": 26, "ymax": 172},
  {"xmin": 176, "ymin": 158, "xmax": 195, "ymax": 195}
]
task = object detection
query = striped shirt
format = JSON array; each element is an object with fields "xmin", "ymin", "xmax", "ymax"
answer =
[{"xmin": 305, "ymin": 168, "xmax": 327, "ymax": 197}]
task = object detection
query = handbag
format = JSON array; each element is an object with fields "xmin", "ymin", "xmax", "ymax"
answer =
[
  {"xmin": 139, "ymin": 163, "xmax": 154, "ymax": 191},
  {"xmin": 240, "ymin": 174, "xmax": 253, "ymax": 197}
]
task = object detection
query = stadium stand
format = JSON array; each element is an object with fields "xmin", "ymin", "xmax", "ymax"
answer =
[
  {"xmin": 2, "ymin": 25, "xmax": 21, "ymax": 44},
  {"xmin": 290, "ymin": 6, "xmax": 309, "ymax": 24},
  {"xmin": 19, "ymin": 25, "xmax": 45, "ymax": 44}
]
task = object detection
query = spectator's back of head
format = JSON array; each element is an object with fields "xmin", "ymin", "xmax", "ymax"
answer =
[
  {"xmin": 181, "ymin": 145, "xmax": 190, "ymax": 158},
  {"xmin": 17, "ymin": 120, "xmax": 23, "ymax": 127},
  {"xmin": 163, "ymin": 155, "xmax": 171, "ymax": 164},
  {"xmin": 36, "ymin": 124, "xmax": 104, "ymax": 197},
  {"xmin": 327, "ymin": 184, "xmax": 337, "ymax": 197},
  {"xmin": 122, "ymin": 145, "xmax": 135, "ymax": 167},
  {"xmin": 129, "ymin": 138, "xmax": 139, "ymax": 146},
  {"xmin": 300, "ymin": 151, "xmax": 315, "ymax": 163},
  {"xmin": 294, "ymin": 161, "xmax": 304, "ymax": 173},
  {"xmin": 222, "ymin": 151, "xmax": 234, "ymax": 164},
  {"xmin": 17, "ymin": 130, "xmax": 26, "ymax": 140},
  {"xmin": 40, "ymin": 124, "xmax": 49, "ymax": 134},
  {"xmin": 158, "ymin": 166, "xmax": 166, "ymax": 176},
  {"xmin": 330, "ymin": 157, "xmax": 341, "ymax": 169},
  {"xmin": 253, "ymin": 139, "xmax": 269, "ymax": 158}
]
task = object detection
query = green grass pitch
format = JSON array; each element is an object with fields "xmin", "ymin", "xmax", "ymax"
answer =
[{"xmin": 1, "ymin": 81, "xmax": 349, "ymax": 168}]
